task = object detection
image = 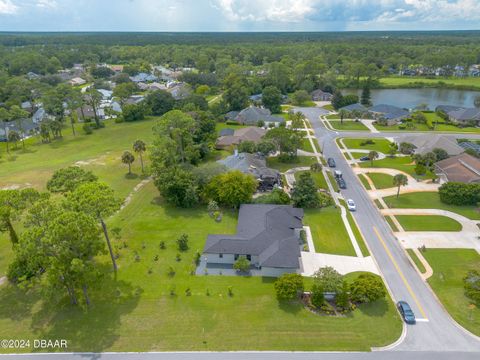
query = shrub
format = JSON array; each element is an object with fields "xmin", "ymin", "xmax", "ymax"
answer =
[
  {"xmin": 350, "ymin": 274, "xmax": 386, "ymax": 303},
  {"xmin": 185, "ymin": 287, "xmax": 192, "ymax": 296},
  {"xmin": 299, "ymin": 229, "xmax": 307, "ymax": 244},
  {"xmin": 233, "ymin": 256, "xmax": 250, "ymax": 272},
  {"xmin": 313, "ymin": 266, "xmax": 343, "ymax": 293},
  {"xmin": 83, "ymin": 123, "xmax": 93, "ymax": 135},
  {"xmin": 310, "ymin": 283, "xmax": 325, "ymax": 308},
  {"xmin": 227, "ymin": 286, "xmax": 234, "ymax": 297},
  {"xmin": 253, "ymin": 188, "xmax": 291, "ymax": 205},
  {"xmin": 414, "ymin": 163, "xmax": 426, "ymax": 176},
  {"xmin": 310, "ymin": 163, "xmax": 323, "ymax": 172},
  {"xmin": 464, "ymin": 270, "xmax": 480, "ymax": 305},
  {"xmin": 439, "ymin": 182, "xmax": 480, "ymax": 206},
  {"xmin": 176, "ymin": 233, "xmax": 189, "ymax": 252},
  {"xmin": 274, "ymin": 273, "xmax": 304, "ymax": 301}
]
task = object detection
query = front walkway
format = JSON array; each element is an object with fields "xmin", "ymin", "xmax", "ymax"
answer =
[{"xmin": 360, "ymin": 119, "xmax": 380, "ymax": 133}]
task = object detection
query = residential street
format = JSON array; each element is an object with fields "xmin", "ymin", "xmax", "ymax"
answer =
[{"xmin": 299, "ymin": 107, "xmax": 480, "ymax": 352}]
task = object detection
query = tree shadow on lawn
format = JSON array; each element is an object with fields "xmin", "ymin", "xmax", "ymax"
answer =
[
  {"xmin": 124, "ymin": 173, "xmax": 139, "ymax": 180},
  {"xmin": 0, "ymin": 285, "xmax": 42, "ymax": 322},
  {"xmin": 356, "ymin": 298, "xmax": 389, "ymax": 317},
  {"xmin": 28, "ymin": 273, "xmax": 142, "ymax": 352}
]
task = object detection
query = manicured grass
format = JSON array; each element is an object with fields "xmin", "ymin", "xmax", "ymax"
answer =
[
  {"xmin": 304, "ymin": 207, "xmax": 356, "ymax": 256},
  {"xmin": 384, "ymin": 216, "xmax": 399, "ymax": 232},
  {"xmin": 328, "ymin": 120, "xmax": 369, "ymax": 132},
  {"xmin": 367, "ymin": 173, "xmax": 395, "ymax": 190},
  {"xmin": 295, "ymin": 171, "xmax": 329, "ymax": 191},
  {"xmin": 374, "ymin": 122, "xmax": 431, "ymax": 132},
  {"xmin": 266, "ymin": 156, "xmax": 316, "ymax": 173},
  {"xmin": 311, "ymin": 138, "xmax": 321, "ymax": 153},
  {"xmin": 395, "ymin": 215, "xmax": 463, "ymax": 232},
  {"xmin": 358, "ymin": 174, "xmax": 371, "ymax": 190},
  {"xmin": 379, "ymin": 76, "xmax": 480, "ymax": 90},
  {"xmin": 341, "ymin": 138, "xmax": 392, "ymax": 154},
  {"xmin": 383, "ymin": 192, "xmax": 480, "ymax": 220},
  {"xmin": 299, "ymin": 138, "xmax": 314, "ymax": 153},
  {"xmin": 322, "ymin": 104, "xmax": 334, "ymax": 111},
  {"xmin": 0, "ymin": 183, "xmax": 402, "ymax": 352},
  {"xmin": 359, "ymin": 156, "xmax": 435, "ymax": 179},
  {"xmin": 350, "ymin": 152, "xmax": 368, "ymax": 159},
  {"xmin": 374, "ymin": 199, "xmax": 384, "ymax": 209},
  {"xmin": 406, "ymin": 249, "xmax": 426, "ymax": 274},
  {"xmin": 326, "ymin": 170, "xmax": 340, "ymax": 192},
  {"xmin": 343, "ymin": 205, "xmax": 370, "ymax": 256},
  {"xmin": 423, "ymin": 249, "xmax": 480, "ymax": 336}
]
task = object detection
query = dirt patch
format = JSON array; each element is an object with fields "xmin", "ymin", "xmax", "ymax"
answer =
[
  {"xmin": 1, "ymin": 183, "xmax": 33, "ymax": 190},
  {"xmin": 120, "ymin": 177, "xmax": 152, "ymax": 211},
  {"xmin": 0, "ymin": 276, "xmax": 6, "ymax": 286},
  {"xmin": 74, "ymin": 155, "xmax": 108, "ymax": 167}
]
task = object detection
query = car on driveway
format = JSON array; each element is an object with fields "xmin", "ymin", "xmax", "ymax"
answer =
[
  {"xmin": 327, "ymin": 158, "xmax": 336, "ymax": 167},
  {"xmin": 359, "ymin": 155, "xmax": 370, "ymax": 162},
  {"xmin": 397, "ymin": 301, "xmax": 416, "ymax": 324},
  {"xmin": 347, "ymin": 199, "xmax": 356, "ymax": 211}
]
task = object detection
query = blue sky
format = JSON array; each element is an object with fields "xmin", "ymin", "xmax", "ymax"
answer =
[{"xmin": 0, "ymin": 0, "xmax": 479, "ymax": 32}]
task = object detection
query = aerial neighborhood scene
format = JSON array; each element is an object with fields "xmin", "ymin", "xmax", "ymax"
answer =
[{"xmin": 0, "ymin": 1, "xmax": 480, "ymax": 360}]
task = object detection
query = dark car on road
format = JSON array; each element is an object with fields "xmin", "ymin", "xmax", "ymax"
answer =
[
  {"xmin": 327, "ymin": 158, "xmax": 336, "ymax": 167},
  {"xmin": 337, "ymin": 177, "xmax": 347, "ymax": 189},
  {"xmin": 397, "ymin": 301, "xmax": 416, "ymax": 324}
]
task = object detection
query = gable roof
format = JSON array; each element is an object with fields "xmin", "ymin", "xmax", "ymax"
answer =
[
  {"xmin": 369, "ymin": 104, "xmax": 410, "ymax": 120},
  {"xmin": 397, "ymin": 134, "xmax": 464, "ymax": 156},
  {"xmin": 236, "ymin": 106, "xmax": 284, "ymax": 125},
  {"xmin": 435, "ymin": 153, "xmax": 480, "ymax": 183},
  {"xmin": 339, "ymin": 103, "xmax": 367, "ymax": 112},
  {"xmin": 435, "ymin": 105, "xmax": 463, "ymax": 114},
  {"xmin": 204, "ymin": 204, "xmax": 304, "ymax": 269},
  {"xmin": 448, "ymin": 108, "xmax": 480, "ymax": 122},
  {"xmin": 218, "ymin": 152, "xmax": 279, "ymax": 180},
  {"xmin": 215, "ymin": 127, "xmax": 267, "ymax": 148}
]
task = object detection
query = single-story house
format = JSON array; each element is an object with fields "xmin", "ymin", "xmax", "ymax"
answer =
[
  {"xmin": 435, "ymin": 105, "xmax": 463, "ymax": 114},
  {"xmin": 218, "ymin": 152, "xmax": 281, "ymax": 191},
  {"xmin": 369, "ymin": 104, "xmax": 410, "ymax": 125},
  {"xmin": 339, "ymin": 103, "xmax": 367, "ymax": 113},
  {"xmin": 0, "ymin": 119, "xmax": 39, "ymax": 141},
  {"xmin": 215, "ymin": 126, "xmax": 267, "ymax": 150},
  {"xmin": 225, "ymin": 111, "xmax": 239, "ymax": 121},
  {"xmin": 249, "ymin": 94, "xmax": 263, "ymax": 104},
  {"xmin": 76, "ymin": 105, "xmax": 105, "ymax": 121},
  {"xmin": 447, "ymin": 108, "xmax": 480, "ymax": 125},
  {"xmin": 21, "ymin": 101, "xmax": 34, "ymax": 112},
  {"xmin": 130, "ymin": 73, "xmax": 158, "ymax": 83},
  {"xmin": 396, "ymin": 134, "xmax": 464, "ymax": 156},
  {"xmin": 98, "ymin": 89, "xmax": 113, "ymax": 100},
  {"xmin": 69, "ymin": 77, "xmax": 87, "ymax": 86},
  {"xmin": 167, "ymin": 83, "xmax": 191, "ymax": 100},
  {"xmin": 219, "ymin": 128, "xmax": 235, "ymax": 137},
  {"xmin": 311, "ymin": 89, "xmax": 333, "ymax": 101},
  {"xmin": 435, "ymin": 153, "xmax": 480, "ymax": 184},
  {"xmin": 32, "ymin": 108, "xmax": 48, "ymax": 124},
  {"xmin": 203, "ymin": 204, "xmax": 304, "ymax": 277},
  {"xmin": 125, "ymin": 95, "xmax": 145, "ymax": 105},
  {"xmin": 234, "ymin": 106, "xmax": 284, "ymax": 127},
  {"xmin": 459, "ymin": 141, "xmax": 480, "ymax": 155}
]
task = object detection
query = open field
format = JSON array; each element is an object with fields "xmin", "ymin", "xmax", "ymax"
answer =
[
  {"xmin": 395, "ymin": 215, "xmax": 463, "ymax": 232},
  {"xmin": 378, "ymin": 76, "xmax": 480, "ymax": 90},
  {"xmin": 304, "ymin": 207, "xmax": 356, "ymax": 256},
  {"xmin": 328, "ymin": 120, "xmax": 369, "ymax": 132},
  {"xmin": 423, "ymin": 249, "xmax": 480, "ymax": 337},
  {"xmin": 341, "ymin": 138, "xmax": 392, "ymax": 154},
  {"xmin": 0, "ymin": 182, "xmax": 402, "ymax": 352},
  {"xmin": 383, "ymin": 192, "xmax": 480, "ymax": 220}
]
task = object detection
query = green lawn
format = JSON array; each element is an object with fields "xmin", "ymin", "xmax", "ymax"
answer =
[
  {"xmin": 384, "ymin": 216, "xmax": 399, "ymax": 232},
  {"xmin": 383, "ymin": 192, "xmax": 480, "ymax": 220},
  {"xmin": 358, "ymin": 174, "xmax": 372, "ymax": 190},
  {"xmin": 328, "ymin": 120, "xmax": 369, "ymax": 132},
  {"xmin": 366, "ymin": 173, "xmax": 395, "ymax": 190},
  {"xmin": 326, "ymin": 170, "xmax": 340, "ymax": 192},
  {"xmin": 295, "ymin": 171, "xmax": 329, "ymax": 191},
  {"xmin": 395, "ymin": 215, "xmax": 463, "ymax": 232},
  {"xmin": 0, "ymin": 183, "xmax": 402, "ymax": 352},
  {"xmin": 322, "ymin": 104, "xmax": 334, "ymax": 111},
  {"xmin": 359, "ymin": 156, "xmax": 434, "ymax": 179},
  {"xmin": 406, "ymin": 249, "xmax": 426, "ymax": 274},
  {"xmin": 304, "ymin": 207, "xmax": 356, "ymax": 256},
  {"xmin": 423, "ymin": 249, "xmax": 480, "ymax": 337},
  {"xmin": 266, "ymin": 156, "xmax": 316, "ymax": 173},
  {"xmin": 341, "ymin": 138, "xmax": 392, "ymax": 154},
  {"xmin": 379, "ymin": 76, "xmax": 480, "ymax": 90},
  {"xmin": 299, "ymin": 138, "xmax": 314, "ymax": 153},
  {"xmin": 374, "ymin": 122, "xmax": 431, "ymax": 132},
  {"xmin": 343, "ymin": 204, "xmax": 370, "ymax": 257}
]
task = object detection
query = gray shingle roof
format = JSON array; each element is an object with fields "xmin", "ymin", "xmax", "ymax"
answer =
[
  {"xmin": 236, "ymin": 106, "xmax": 284, "ymax": 125},
  {"xmin": 397, "ymin": 134, "xmax": 464, "ymax": 156},
  {"xmin": 339, "ymin": 103, "xmax": 367, "ymax": 112},
  {"xmin": 448, "ymin": 108, "xmax": 480, "ymax": 122},
  {"xmin": 204, "ymin": 204, "xmax": 304, "ymax": 269},
  {"xmin": 218, "ymin": 152, "xmax": 279, "ymax": 180},
  {"xmin": 369, "ymin": 104, "xmax": 410, "ymax": 120}
]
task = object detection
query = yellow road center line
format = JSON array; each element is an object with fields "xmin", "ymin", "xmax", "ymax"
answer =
[{"xmin": 373, "ymin": 226, "xmax": 428, "ymax": 319}]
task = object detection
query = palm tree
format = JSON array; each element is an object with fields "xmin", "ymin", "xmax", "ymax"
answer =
[
  {"xmin": 368, "ymin": 150, "xmax": 379, "ymax": 167},
  {"xmin": 388, "ymin": 142, "xmax": 398, "ymax": 157},
  {"xmin": 338, "ymin": 109, "xmax": 348, "ymax": 125},
  {"xmin": 393, "ymin": 174, "xmax": 408, "ymax": 198},
  {"xmin": 133, "ymin": 139, "xmax": 147, "ymax": 173},
  {"xmin": 122, "ymin": 151, "xmax": 135, "ymax": 175}
]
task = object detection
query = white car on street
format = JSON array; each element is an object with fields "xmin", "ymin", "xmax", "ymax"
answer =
[{"xmin": 347, "ymin": 199, "xmax": 356, "ymax": 211}]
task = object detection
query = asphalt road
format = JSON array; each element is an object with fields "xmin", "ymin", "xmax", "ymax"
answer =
[
  {"xmin": 299, "ymin": 107, "xmax": 480, "ymax": 352},
  {"xmin": 0, "ymin": 352, "xmax": 479, "ymax": 360}
]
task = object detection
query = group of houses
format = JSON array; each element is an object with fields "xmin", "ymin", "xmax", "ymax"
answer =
[{"xmin": 397, "ymin": 64, "xmax": 480, "ymax": 78}]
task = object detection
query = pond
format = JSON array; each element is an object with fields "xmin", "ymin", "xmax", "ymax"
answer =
[{"xmin": 344, "ymin": 88, "xmax": 480, "ymax": 110}]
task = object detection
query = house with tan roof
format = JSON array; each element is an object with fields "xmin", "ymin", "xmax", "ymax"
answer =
[
  {"xmin": 215, "ymin": 126, "xmax": 266, "ymax": 150},
  {"xmin": 435, "ymin": 153, "xmax": 480, "ymax": 184}
]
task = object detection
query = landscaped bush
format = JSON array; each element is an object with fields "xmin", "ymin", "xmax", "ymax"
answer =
[
  {"xmin": 350, "ymin": 274, "xmax": 386, "ymax": 303},
  {"xmin": 464, "ymin": 270, "xmax": 480, "ymax": 305},
  {"xmin": 414, "ymin": 163, "xmax": 426, "ymax": 176},
  {"xmin": 439, "ymin": 182, "xmax": 480, "ymax": 206},
  {"xmin": 274, "ymin": 273, "xmax": 304, "ymax": 301},
  {"xmin": 83, "ymin": 123, "xmax": 93, "ymax": 135}
]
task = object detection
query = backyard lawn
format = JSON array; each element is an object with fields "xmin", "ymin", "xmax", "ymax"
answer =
[
  {"xmin": 366, "ymin": 173, "xmax": 395, "ymax": 190},
  {"xmin": 341, "ymin": 138, "xmax": 393, "ymax": 154},
  {"xmin": 395, "ymin": 215, "xmax": 463, "ymax": 232},
  {"xmin": 304, "ymin": 207, "xmax": 356, "ymax": 256},
  {"xmin": 423, "ymin": 249, "xmax": 480, "ymax": 337},
  {"xmin": 0, "ymin": 183, "xmax": 402, "ymax": 352},
  {"xmin": 295, "ymin": 171, "xmax": 329, "ymax": 191},
  {"xmin": 383, "ymin": 192, "xmax": 480, "ymax": 220},
  {"xmin": 328, "ymin": 120, "xmax": 369, "ymax": 132}
]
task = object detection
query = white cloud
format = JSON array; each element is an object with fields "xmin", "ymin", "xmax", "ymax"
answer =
[
  {"xmin": 36, "ymin": 0, "xmax": 57, "ymax": 9},
  {"xmin": 0, "ymin": 0, "xmax": 18, "ymax": 14}
]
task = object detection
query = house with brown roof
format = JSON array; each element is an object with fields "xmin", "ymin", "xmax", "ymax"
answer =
[
  {"xmin": 435, "ymin": 153, "xmax": 480, "ymax": 184},
  {"xmin": 215, "ymin": 126, "xmax": 266, "ymax": 150}
]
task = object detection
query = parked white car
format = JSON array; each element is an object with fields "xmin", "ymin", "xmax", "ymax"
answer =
[{"xmin": 347, "ymin": 199, "xmax": 356, "ymax": 211}]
